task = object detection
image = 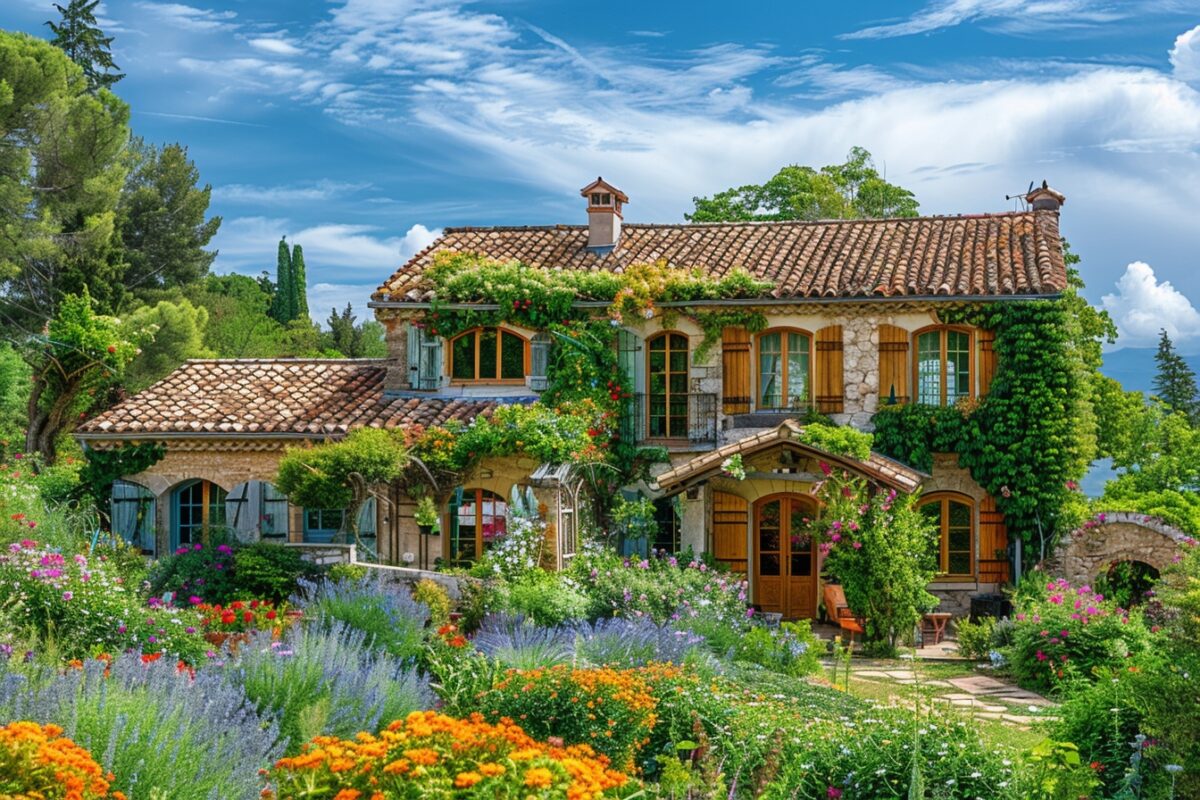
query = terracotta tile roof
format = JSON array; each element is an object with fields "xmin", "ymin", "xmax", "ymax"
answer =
[
  {"xmin": 375, "ymin": 211, "xmax": 1066, "ymax": 303},
  {"xmin": 653, "ymin": 420, "xmax": 926, "ymax": 494},
  {"xmin": 76, "ymin": 359, "xmax": 497, "ymax": 438}
]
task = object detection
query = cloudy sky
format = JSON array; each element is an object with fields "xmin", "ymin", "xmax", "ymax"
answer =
[{"xmin": 4, "ymin": 0, "xmax": 1200, "ymax": 347}]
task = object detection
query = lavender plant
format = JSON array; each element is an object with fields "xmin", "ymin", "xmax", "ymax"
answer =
[
  {"xmin": 0, "ymin": 654, "xmax": 281, "ymax": 800},
  {"xmin": 226, "ymin": 621, "xmax": 433, "ymax": 754},
  {"xmin": 292, "ymin": 575, "xmax": 429, "ymax": 660},
  {"xmin": 472, "ymin": 612, "xmax": 575, "ymax": 669},
  {"xmin": 574, "ymin": 617, "xmax": 705, "ymax": 667}
]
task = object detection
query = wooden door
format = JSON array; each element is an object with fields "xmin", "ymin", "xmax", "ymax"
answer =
[{"xmin": 754, "ymin": 495, "xmax": 817, "ymax": 619}]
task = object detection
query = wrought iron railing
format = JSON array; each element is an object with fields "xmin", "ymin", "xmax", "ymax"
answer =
[{"xmin": 619, "ymin": 393, "xmax": 718, "ymax": 446}]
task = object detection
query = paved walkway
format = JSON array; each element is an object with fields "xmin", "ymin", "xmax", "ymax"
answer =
[{"xmin": 850, "ymin": 667, "xmax": 1055, "ymax": 725}]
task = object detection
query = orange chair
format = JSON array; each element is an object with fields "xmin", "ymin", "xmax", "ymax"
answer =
[{"xmin": 822, "ymin": 582, "xmax": 864, "ymax": 644}]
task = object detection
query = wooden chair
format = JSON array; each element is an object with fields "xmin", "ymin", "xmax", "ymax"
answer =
[{"xmin": 822, "ymin": 582, "xmax": 864, "ymax": 645}]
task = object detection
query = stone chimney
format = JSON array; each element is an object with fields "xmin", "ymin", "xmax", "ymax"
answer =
[
  {"xmin": 580, "ymin": 177, "xmax": 628, "ymax": 250},
  {"xmin": 1025, "ymin": 180, "xmax": 1065, "ymax": 212}
]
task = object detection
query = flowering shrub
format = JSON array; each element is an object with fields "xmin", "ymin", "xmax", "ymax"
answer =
[
  {"xmin": 472, "ymin": 613, "xmax": 576, "ymax": 670},
  {"xmin": 486, "ymin": 513, "xmax": 549, "ymax": 581},
  {"xmin": 294, "ymin": 576, "xmax": 428, "ymax": 660},
  {"xmin": 266, "ymin": 710, "xmax": 631, "ymax": 800},
  {"xmin": 573, "ymin": 550, "xmax": 751, "ymax": 626},
  {"xmin": 0, "ymin": 539, "xmax": 207, "ymax": 662},
  {"xmin": 196, "ymin": 600, "xmax": 291, "ymax": 635},
  {"xmin": 0, "ymin": 721, "xmax": 121, "ymax": 800},
  {"xmin": 733, "ymin": 620, "xmax": 822, "ymax": 677},
  {"xmin": 149, "ymin": 539, "xmax": 321, "ymax": 607},
  {"xmin": 476, "ymin": 664, "xmax": 669, "ymax": 771},
  {"xmin": 573, "ymin": 617, "xmax": 706, "ymax": 668},
  {"xmin": 1006, "ymin": 578, "xmax": 1150, "ymax": 693},
  {"xmin": 505, "ymin": 571, "xmax": 590, "ymax": 627}
]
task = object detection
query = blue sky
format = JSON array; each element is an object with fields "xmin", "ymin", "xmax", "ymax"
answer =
[{"xmin": 5, "ymin": 0, "xmax": 1200, "ymax": 346}]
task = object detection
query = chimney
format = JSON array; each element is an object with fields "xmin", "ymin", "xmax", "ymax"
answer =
[
  {"xmin": 580, "ymin": 177, "xmax": 628, "ymax": 251},
  {"xmin": 1025, "ymin": 180, "xmax": 1065, "ymax": 212}
]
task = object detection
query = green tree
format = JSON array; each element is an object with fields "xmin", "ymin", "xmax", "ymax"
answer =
[
  {"xmin": 121, "ymin": 298, "xmax": 212, "ymax": 391},
  {"xmin": 186, "ymin": 274, "xmax": 287, "ymax": 357},
  {"xmin": 291, "ymin": 243, "xmax": 309, "ymax": 321},
  {"xmin": 45, "ymin": 0, "xmax": 123, "ymax": 92},
  {"xmin": 269, "ymin": 237, "xmax": 293, "ymax": 323},
  {"xmin": 687, "ymin": 147, "xmax": 919, "ymax": 222},
  {"xmin": 0, "ymin": 344, "xmax": 30, "ymax": 460},
  {"xmin": 1153, "ymin": 329, "xmax": 1199, "ymax": 424},
  {"xmin": 324, "ymin": 304, "xmax": 387, "ymax": 358},
  {"xmin": 117, "ymin": 139, "xmax": 221, "ymax": 296}
]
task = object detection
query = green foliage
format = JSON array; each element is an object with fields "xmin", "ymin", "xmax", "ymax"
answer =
[
  {"xmin": 121, "ymin": 298, "xmax": 212, "ymax": 390},
  {"xmin": 505, "ymin": 571, "xmax": 589, "ymax": 627},
  {"xmin": 687, "ymin": 147, "xmax": 919, "ymax": 222},
  {"xmin": 276, "ymin": 427, "xmax": 409, "ymax": 511},
  {"xmin": 953, "ymin": 616, "xmax": 996, "ymax": 661},
  {"xmin": 78, "ymin": 441, "xmax": 165, "ymax": 524},
  {"xmin": 796, "ymin": 419, "xmax": 873, "ymax": 460},
  {"xmin": 322, "ymin": 304, "xmax": 387, "ymax": 358},
  {"xmin": 733, "ymin": 620, "xmax": 822, "ymax": 677},
  {"xmin": 1051, "ymin": 667, "xmax": 1148, "ymax": 797},
  {"xmin": 610, "ymin": 496, "xmax": 658, "ymax": 550},
  {"xmin": 291, "ymin": 243, "xmax": 308, "ymax": 321},
  {"xmin": 412, "ymin": 578, "xmax": 452, "ymax": 625},
  {"xmin": 0, "ymin": 345, "xmax": 30, "ymax": 461},
  {"xmin": 46, "ymin": 0, "xmax": 124, "ymax": 91},
  {"xmin": 1153, "ymin": 328, "xmax": 1199, "ymax": 424},
  {"xmin": 270, "ymin": 236, "xmax": 294, "ymax": 324},
  {"xmin": 231, "ymin": 543, "xmax": 322, "ymax": 604},
  {"xmin": 1023, "ymin": 740, "xmax": 1101, "ymax": 800},
  {"xmin": 814, "ymin": 472, "xmax": 938, "ymax": 656},
  {"xmin": 1100, "ymin": 404, "xmax": 1200, "ymax": 533},
  {"xmin": 326, "ymin": 562, "xmax": 367, "ymax": 583}
]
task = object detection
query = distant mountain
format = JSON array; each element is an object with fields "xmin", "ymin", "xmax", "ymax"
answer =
[{"xmin": 1100, "ymin": 348, "xmax": 1200, "ymax": 396}]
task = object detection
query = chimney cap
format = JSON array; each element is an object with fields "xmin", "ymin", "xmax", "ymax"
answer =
[
  {"xmin": 580, "ymin": 177, "xmax": 629, "ymax": 203},
  {"xmin": 1025, "ymin": 180, "xmax": 1065, "ymax": 211}
]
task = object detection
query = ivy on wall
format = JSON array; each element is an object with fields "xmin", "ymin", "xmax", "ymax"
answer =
[{"xmin": 79, "ymin": 441, "xmax": 167, "ymax": 526}]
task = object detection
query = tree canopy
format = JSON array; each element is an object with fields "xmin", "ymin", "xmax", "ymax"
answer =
[
  {"xmin": 687, "ymin": 147, "xmax": 919, "ymax": 222},
  {"xmin": 1152, "ymin": 329, "xmax": 1199, "ymax": 425},
  {"xmin": 46, "ymin": 0, "xmax": 123, "ymax": 92}
]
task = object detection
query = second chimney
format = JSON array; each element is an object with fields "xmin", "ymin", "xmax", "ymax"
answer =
[
  {"xmin": 580, "ymin": 177, "xmax": 628, "ymax": 251},
  {"xmin": 1025, "ymin": 180, "xmax": 1065, "ymax": 212}
]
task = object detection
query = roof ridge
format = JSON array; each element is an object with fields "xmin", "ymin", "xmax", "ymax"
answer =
[{"xmin": 181, "ymin": 358, "xmax": 388, "ymax": 365}]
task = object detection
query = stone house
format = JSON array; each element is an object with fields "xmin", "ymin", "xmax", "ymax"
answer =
[{"xmin": 76, "ymin": 179, "xmax": 1069, "ymax": 618}]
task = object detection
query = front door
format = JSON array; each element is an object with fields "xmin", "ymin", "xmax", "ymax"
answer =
[{"xmin": 754, "ymin": 495, "xmax": 817, "ymax": 619}]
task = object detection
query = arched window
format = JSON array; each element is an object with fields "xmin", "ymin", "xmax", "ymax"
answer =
[
  {"xmin": 449, "ymin": 327, "xmax": 528, "ymax": 382},
  {"xmin": 652, "ymin": 497, "xmax": 681, "ymax": 554},
  {"xmin": 918, "ymin": 493, "xmax": 975, "ymax": 577},
  {"xmin": 447, "ymin": 488, "xmax": 509, "ymax": 564},
  {"xmin": 112, "ymin": 480, "xmax": 155, "ymax": 553},
  {"xmin": 171, "ymin": 480, "xmax": 227, "ymax": 550},
  {"xmin": 757, "ymin": 328, "xmax": 812, "ymax": 410},
  {"xmin": 914, "ymin": 326, "xmax": 973, "ymax": 406},
  {"xmin": 647, "ymin": 332, "xmax": 689, "ymax": 438}
]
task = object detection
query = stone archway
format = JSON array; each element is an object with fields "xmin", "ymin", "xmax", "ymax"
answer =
[{"xmin": 1043, "ymin": 512, "xmax": 1193, "ymax": 586}]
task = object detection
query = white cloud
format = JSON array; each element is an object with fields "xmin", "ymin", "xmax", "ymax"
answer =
[
  {"xmin": 1170, "ymin": 25, "xmax": 1200, "ymax": 85},
  {"xmin": 214, "ymin": 180, "xmax": 369, "ymax": 205},
  {"xmin": 248, "ymin": 37, "xmax": 302, "ymax": 56},
  {"xmin": 841, "ymin": 0, "xmax": 1125, "ymax": 40},
  {"xmin": 133, "ymin": 2, "xmax": 237, "ymax": 31},
  {"xmin": 1101, "ymin": 261, "xmax": 1200, "ymax": 348}
]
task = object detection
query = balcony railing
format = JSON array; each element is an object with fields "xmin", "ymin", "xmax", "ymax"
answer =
[{"xmin": 619, "ymin": 393, "xmax": 718, "ymax": 446}]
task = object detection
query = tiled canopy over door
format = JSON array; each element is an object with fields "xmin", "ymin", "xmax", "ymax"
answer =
[
  {"xmin": 814, "ymin": 325, "xmax": 844, "ymax": 414},
  {"xmin": 878, "ymin": 324, "xmax": 909, "ymax": 405},
  {"xmin": 721, "ymin": 327, "xmax": 751, "ymax": 414}
]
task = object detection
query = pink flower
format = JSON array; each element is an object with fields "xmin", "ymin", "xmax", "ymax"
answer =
[
  {"xmin": 819, "ymin": 461, "xmax": 832, "ymax": 476},
  {"xmin": 745, "ymin": 608, "xmax": 756, "ymax": 618},
  {"xmin": 61, "ymin": 591, "xmax": 72, "ymax": 601},
  {"xmin": 1048, "ymin": 594, "xmax": 1063, "ymax": 605},
  {"xmin": 852, "ymin": 541, "xmax": 862, "ymax": 550},
  {"xmin": 1036, "ymin": 650, "xmax": 1047, "ymax": 661},
  {"xmin": 189, "ymin": 596, "xmax": 202, "ymax": 605},
  {"xmin": 827, "ymin": 788, "xmax": 843, "ymax": 799},
  {"xmin": 831, "ymin": 533, "xmax": 842, "ymax": 543}
]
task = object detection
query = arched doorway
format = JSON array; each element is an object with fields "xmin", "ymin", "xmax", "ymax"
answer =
[
  {"xmin": 1094, "ymin": 560, "xmax": 1160, "ymax": 609},
  {"xmin": 754, "ymin": 494, "xmax": 818, "ymax": 619},
  {"xmin": 171, "ymin": 479, "xmax": 227, "ymax": 551},
  {"xmin": 111, "ymin": 480, "xmax": 156, "ymax": 554}
]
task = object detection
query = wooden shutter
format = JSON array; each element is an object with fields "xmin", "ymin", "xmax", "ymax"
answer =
[
  {"xmin": 721, "ymin": 327, "xmax": 751, "ymax": 414},
  {"xmin": 406, "ymin": 323, "xmax": 422, "ymax": 389},
  {"xmin": 815, "ymin": 325, "xmax": 844, "ymax": 414},
  {"xmin": 978, "ymin": 494, "xmax": 1009, "ymax": 584},
  {"xmin": 978, "ymin": 330, "xmax": 997, "ymax": 398},
  {"xmin": 877, "ymin": 324, "xmax": 909, "ymax": 405},
  {"xmin": 712, "ymin": 491, "xmax": 748, "ymax": 574}
]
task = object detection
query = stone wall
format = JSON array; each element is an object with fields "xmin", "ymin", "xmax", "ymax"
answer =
[
  {"xmin": 287, "ymin": 543, "xmax": 355, "ymax": 567},
  {"xmin": 1044, "ymin": 512, "xmax": 1192, "ymax": 586}
]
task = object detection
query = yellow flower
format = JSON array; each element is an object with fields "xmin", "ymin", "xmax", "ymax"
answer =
[
  {"xmin": 455, "ymin": 771, "xmax": 484, "ymax": 788},
  {"xmin": 524, "ymin": 767, "xmax": 555, "ymax": 788}
]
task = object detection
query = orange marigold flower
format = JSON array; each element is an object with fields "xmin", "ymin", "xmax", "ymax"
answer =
[
  {"xmin": 455, "ymin": 771, "xmax": 484, "ymax": 788},
  {"xmin": 524, "ymin": 767, "xmax": 555, "ymax": 788},
  {"xmin": 332, "ymin": 791, "xmax": 361, "ymax": 800},
  {"xmin": 403, "ymin": 748, "xmax": 440, "ymax": 765},
  {"xmin": 479, "ymin": 762, "xmax": 506, "ymax": 777}
]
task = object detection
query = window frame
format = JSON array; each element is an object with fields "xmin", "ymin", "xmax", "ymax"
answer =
[
  {"xmin": 446, "ymin": 487, "xmax": 509, "ymax": 565},
  {"xmin": 912, "ymin": 325, "xmax": 975, "ymax": 407},
  {"xmin": 645, "ymin": 331, "xmax": 690, "ymax": 440},
  {"xmin": 918, "ymin": 492, "xmax": 976, "ymax": 578},
  {"xmin": 755, "ymin": 327, "xmax": 814, "ymax": 411},
  {"xmin": 447, "ymin": 327, "xmax": 530, "ymax": 384}
]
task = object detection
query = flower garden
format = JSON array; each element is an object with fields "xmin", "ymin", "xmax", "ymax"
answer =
[{"xmin": 2, "ymin": 464, "xmax": 1199, "ymax": 799}]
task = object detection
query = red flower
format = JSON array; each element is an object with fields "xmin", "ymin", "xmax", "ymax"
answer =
[
  {"xmin": 140, "ymin": 652, "xmax": 163, "ymax": 663},
  {"xmin": 221, "ymin": 612, "xmax": 236, "ymax": 625},
  {"xmin": 243, "ymin": 611, "xmax": 254, "ymax": 623},
  {"xmin": 265, "ymin": 610, "xmax": 277, "ymax": 620},
  {"xmin": 106, "ymin": 344, "xmax": 116, "ymax": 354}
]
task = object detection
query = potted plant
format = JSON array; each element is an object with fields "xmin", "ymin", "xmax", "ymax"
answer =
[{"xmin": 415, "ymin": 496, "xmax": 440, "ymax": 536}]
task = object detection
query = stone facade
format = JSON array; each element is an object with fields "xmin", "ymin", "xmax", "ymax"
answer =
[
  {"xmin": 1044, "ymin": 512, "xmax": 1192, "ymax": 586},
  {"xmin": 288, "ymin": 543, "xmax": 355, "ymax": 567}
]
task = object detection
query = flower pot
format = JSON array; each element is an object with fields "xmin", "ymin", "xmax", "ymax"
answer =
[{"xmin": 418, "ymin": 524, "xmax": 434, "ymax": 537}]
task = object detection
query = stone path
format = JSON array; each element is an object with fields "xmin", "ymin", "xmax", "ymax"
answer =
[{"xmin": 849, "ymin": 667, "xmax": 1056, "ymax": 726}]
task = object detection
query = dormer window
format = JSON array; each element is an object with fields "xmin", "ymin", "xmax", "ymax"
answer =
[{"xmin": 450, "ymin": 327, "xmax": 528, "ymax": 383}]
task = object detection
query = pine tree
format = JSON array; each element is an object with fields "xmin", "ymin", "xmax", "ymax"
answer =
[
  {"xmin": 269, "ymin": 237, "xmax": 293, "ymax": 324},
  {"xmin": 46, "ymin": 0, "xmax": 124, "ymax": 92},
  {"xmin": 1152, "ymin": 328, "xmax": 1200, "ymax": 424},
  {"xmin": 291, "ymin": 243, "xmax": 309, "ymax": 321}
]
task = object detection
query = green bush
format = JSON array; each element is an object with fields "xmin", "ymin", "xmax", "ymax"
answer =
[
  {"xmin": 954, "ymin": 616, "xmax": 996, "ymax": 661},
  {"xmin": 149, "ymin": 538, "xmax": 321, "ymax": 605},
  {"xmin": 232, "ymin": 542, "xmax": 322, "ymax": 603},
  {"xmin": 412, "ymin": 578, "xmax": 452, "ymax": 625},
  {"xmin": 733, "ymin": 621, "xmax": 822, "ymax": 677},
  {"xmin": 1051, "ymin": 668, "xmax": 1153, "ymax": 798},
  {"xmin": 505, "ymin": 571, "xmax": 588, "ymax": 626},
  {"xmin": 327, "ymin": 562, "xmax": 367, "ymax": 583}
]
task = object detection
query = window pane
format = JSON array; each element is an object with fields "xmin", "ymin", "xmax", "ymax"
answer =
[
  {"xmin": 948, "ymin": 552, "xmax": 972, "ymax": 575},
  {"xmin": 759, "ymin": 553, "xmax": 780, "ymax": 576},
  {"xmin": 452, "ymin": 334, "xmax": 475, "ymax": 380},
  {"xmin": 948, "ymin": 500, "xmax": 971, "ymax": 528},
  {"xmin": 949, "ymin": 527, "xmax": 971, "ymax": 551},
  {"xmin": 947, "ymin": 330, "xmax": 971, "ymax": 402},
  {"xmin": 787, "ymin": 333, "xmax": 810, "ymax": 406},
  {"xmin": 916, "ymin": 331, "xmax": 941, "ymax": 405},
  {"xmin": 653, "ymin": 498, "xmax": 679, "ymax": 553},
  {"xmin": 500, "ymin": 332, "xmax": 524, "ymax": 379},
  {"xmin": 759, "ymin": 333, "xmax": 782, "ymax": 408},
  {"xmin": 478, "ymin": 329, "xmax": 497, "ymax": 379}
]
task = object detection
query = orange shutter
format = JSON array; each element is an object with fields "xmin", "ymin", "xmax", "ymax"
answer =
[
  {"xmin": 712, "ymin": 491, "xmax": 748, "ymax": 574},
  {"xmin": 815, "ymin": 325, "xmax": 844, "ymax": 414},
  {"xmin": 878, "ymin": 324, "xmax": 909, "ymax": 405},
  {"xmin": 721, "ymin": 327, "xmax": 752, "ymax": 414},
  {"xmin": 978, "ymin": 494, "xmax": 1010, "ymax": 584},
  {"xmin": 978, "ymin": 330, "xmax": 997, "ymax": 398}
]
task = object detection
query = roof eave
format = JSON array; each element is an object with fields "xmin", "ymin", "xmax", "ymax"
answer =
[{"xmin": 369, "ymin": 292, "xmax": 1061, "ymax": 311}]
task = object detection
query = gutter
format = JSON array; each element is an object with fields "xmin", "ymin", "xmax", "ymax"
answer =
[{"xmin": 368, "ymin": 293, "xmax": 1059, "ymax": 311}]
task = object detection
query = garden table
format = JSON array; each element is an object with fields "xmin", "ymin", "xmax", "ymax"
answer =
[{"xmin": 922, "ymin": 612, "xmax": 953, "ymax": 645}]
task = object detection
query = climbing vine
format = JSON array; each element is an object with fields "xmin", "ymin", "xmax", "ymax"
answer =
[
  {"xmin": 79, "ymin": 441, "xmax": 167, "ymax": 526},
  {"xmin": 873, "ymin": 295, "xmax": 1094, "ymax": 563}
]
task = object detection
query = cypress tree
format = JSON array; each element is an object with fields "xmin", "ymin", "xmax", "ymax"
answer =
[
  {"xmin": 291, "ymin": 243, "xmax": 309, "ymax": 321},
  {"xmin": 1152, "ymin": 328, "xmax": 1200, "ymax": 424},
  {"xmin": 270, "ymin": 236, "xmax": 293, "ymax": 323},
  {"xmin": 46, "ymin": 0, "xmax": 124, "ymax": 92}
]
